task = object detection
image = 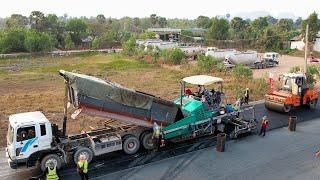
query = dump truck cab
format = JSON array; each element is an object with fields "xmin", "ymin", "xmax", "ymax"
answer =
[
  {"xmin": 263, "ymin": 52, "xmax": 280, "ymax": 65},
  {"xmin": 6, "ymin": 111, "xmax": 53, "ymax": 169},
  {"xmin": 265, "ymin": 73, "xmax": 318, "ymax": 112}
]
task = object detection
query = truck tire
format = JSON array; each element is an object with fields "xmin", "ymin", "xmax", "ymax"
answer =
[
  {"xmin": 40, "ymin": 154, "xmax": 62, "ymax": 172},
  {"xmin": 73, "ymin": 147, "xmax": 93, "ymax": 165},
  {"xmin": 141, "ymin": 132, "xmax": 155, "ymax": 150},
  {"xmin": 123, "ymin": 135, "xmax": 140, "ymax": 154}
]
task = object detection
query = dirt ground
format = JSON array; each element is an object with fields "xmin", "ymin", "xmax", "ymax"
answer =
[{"xmin": 253, "ymin": 55, "xmax": 316, "ymax": 78}]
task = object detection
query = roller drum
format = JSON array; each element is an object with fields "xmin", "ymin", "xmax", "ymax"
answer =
[{"xmin": 265, "ymin": 100, "xmax": 291, "ymax": 113}]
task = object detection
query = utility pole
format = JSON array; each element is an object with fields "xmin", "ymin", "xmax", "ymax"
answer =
[{"xmin": 304, "ymin": 24, "xmax": 309, "ymax": 74}]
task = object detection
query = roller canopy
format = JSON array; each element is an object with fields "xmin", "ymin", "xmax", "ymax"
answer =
[{"xmin": 182, "ymin": 75, "xmax": 223, "ymax": 86}]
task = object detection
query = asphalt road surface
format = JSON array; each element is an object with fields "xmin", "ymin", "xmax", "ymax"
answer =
[{"xmin": 1, "ymin": 100, "xmax": 320, "ymax": 180}]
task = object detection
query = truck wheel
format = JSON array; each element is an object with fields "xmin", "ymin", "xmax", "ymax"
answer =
[
  {"xmin": 141, "ymin": 132, "xmax": 155, "ymax": 150},
  {"xmin": 73, "ymin": 147, "xmax": 93, "ymax": 165},
  {"xmin": 123, "ymin": 135, "xmax": 140, "ymax": 154},
  {"xmin": 309, "ymin": 99, "xmax": 318, "ymax": 109},
  {"xmin": 40, "ymin": 154, "xmax": 62, "ymax": 172}
]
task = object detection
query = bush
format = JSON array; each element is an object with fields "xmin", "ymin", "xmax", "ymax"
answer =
[
  {"xmin": 122, "ymin": 38, "xmax": 136, "ymax": 56},
  {"xmin": 232, "ymin": 65, "xmax": 253, "ymax": 79},
  {"xmin": 91, "ymin": 37, "xmax": 101, "ymax": 49},
  {"xmin": 306, "ymin": 65, "xmax": 320, "ymax": 88},
  {"xmin": 160, "ymin": 49, "xmax": 170, "ymax": 62},
  {"xmin": 24, "ymin": 30, "xmax": 54, "ymax": 52},
  {"xmin": 290, "ymin": 66, "xmax": 300, "ymax": 73},
  {"xmin": 168, "ymin": 48, "xmax": 184, "ymax": 65},
  {"xmin": 65, "ymin": 34, "xmax": 75, "ymax": 50},
  {"xmin": 0, "ymin": 28, "xmax": 27, "ymax": 53},
  {"xmin": 197, "ymin": 54, "xmax": 222, "ymax": 72}
]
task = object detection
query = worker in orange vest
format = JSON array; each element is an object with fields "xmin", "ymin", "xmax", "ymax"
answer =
[{"xmin": 259, "ymin": 116, "xmax": 269, "ymax": 137}]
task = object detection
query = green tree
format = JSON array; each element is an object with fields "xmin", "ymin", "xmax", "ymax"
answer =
[
  {"xmin": 150, "ymin": 14, "xmax": 157, "ymax": 27},
  {"xmin": 251, "ymin": 17, "xmax": 269, "ymax": 36},
  {"xmin": 29, "ymin": 11, "xmax": 46, "ymax": 31},
  {"xmin": 44, "ymin": 14, "xmax": 65, "ymax": 48},
  {"xmin": 66, "ymin": 18, "xmax": 88, "ymax": 45},
  {"xmin": 64, "ymin": 34, "xmax": 75, "ymax": 49},
  {"xmin": 5, "ymin": 14, "xmax": 28, "ymax": 29},
  {"xmin": 96, "ymin": 14, "xmax": 106, "ymax": 24},
  {"xmin": 158, "ymin": 17, "xmax": 167, "ymax": 28},
  {"xmin": 230, "ymin": 17, "xmax": 248, "ymax": 39},
  {"xmin": 24, "ymin": 30, "xmax": 53, "ymax": 52},
  {"xmin": 208, "ymin": 17, "xmax": 229, "ymax": 40},
  {"xmin": 267, "ymin": 15, "xmax": 278, "ymax": 24},
  {"xmin": 277, "ymin": 19, "xmax": 294, "ymax": 32},
  {"xmin": 263, "ymin": 26, "xmax": 282, "ymax": 51},
  {"xmin": 302, "ymin": 12, "xmax": 320, "ymax": 42},
  {"xmin": 196, "ymin": 16, "xmax": 211, "ymax": 29}
]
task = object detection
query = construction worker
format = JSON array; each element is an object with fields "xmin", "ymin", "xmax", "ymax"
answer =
[
  {"xmin": 44, "ymin": 160, "xmax": 59, "ymax": 180},
  {"xmin": 77, "ymin": 154, "xmax": 89, "ymax": 180},
  {"xmin": 244, "ymin": 88, "xmax": 249, "ymax": 104},
  {"xmin": 259, "ymin": 116, "xmax": 269, "ymax": 137},
  {"xmin": 152, "ymin": 122, "xmax": 160, "ymax": 150}
]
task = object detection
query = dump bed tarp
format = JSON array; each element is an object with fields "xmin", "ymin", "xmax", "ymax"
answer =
[
  {"xmin": 59, "ymin": 70, "xmax": 184, "ymax": 127},
  {"xmin": 60, "ymin": 70, "xmax": 153, "ymax": 110}
]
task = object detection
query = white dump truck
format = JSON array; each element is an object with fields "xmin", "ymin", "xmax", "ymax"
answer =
[
  {"xmin": 205, "ymin": 47, "xmax": 236, "ymax": 59},
  {"xmin": 224, "ymin": 51, "xmax": 279, "ymax": 69}
]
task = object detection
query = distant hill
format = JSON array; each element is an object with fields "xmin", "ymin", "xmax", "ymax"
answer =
[{"xmin": 233, "ymin": 11, "xmax": 297, "ymax": 20}]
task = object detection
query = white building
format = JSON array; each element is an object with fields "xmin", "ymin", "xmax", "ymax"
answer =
[
  {"xmin": 290, "ymin": 36, "xmax": 305, "ymax": 51},
  {"xmin": 313, "ymin": 32, "xmax": 320, "ymax": 52}
]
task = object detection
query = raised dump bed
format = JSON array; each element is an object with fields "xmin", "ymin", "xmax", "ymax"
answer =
[{"xmin": 59, "ymin": 70, "xmax": 184, "ymax": 128}]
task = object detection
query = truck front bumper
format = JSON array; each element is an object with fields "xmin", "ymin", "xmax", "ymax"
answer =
[{"xmin": 6, "ymin": 148, "xmax": 18, "ymax": 169}]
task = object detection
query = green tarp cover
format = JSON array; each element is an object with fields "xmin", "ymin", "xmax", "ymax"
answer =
[{"xmin": 60, "ymin": 70, "xmax": 154, "ymax": 110}]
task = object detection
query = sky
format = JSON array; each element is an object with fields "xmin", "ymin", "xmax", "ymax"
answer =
[{"xmin": 0, "ymin": 0, "xmax": 319, "ymax": 19}]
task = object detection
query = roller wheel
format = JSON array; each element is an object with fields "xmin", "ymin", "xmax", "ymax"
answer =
[
  {"xmin": 123, "ymin": 135, "xmax": 140, "ymax": 154},
  {"xmin": 40, "ymin": 154, "xmax": 62, "ymax": 172},
  {"xmin": 309, "ymin": 99, "xmax": 318, "ymax": 109},
  {"xmin": 73, "ymin": 147, "xmax": 93, "ymax": 164},
  {"xmin": 141, "ymin": 132, "xmax": 155, "ymax": 150},
  {"xmin": 283, "ymin": 105, "xmax": 291, "ymax": 113}
]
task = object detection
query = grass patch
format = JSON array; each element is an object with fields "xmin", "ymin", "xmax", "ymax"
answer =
[
  {"xmin": 104, "ymin": 59, "xmax": 156, "ymax": 71},
  {"xmin": 0, "ymin": 69, "xmax": 8, "ymax": 75}
]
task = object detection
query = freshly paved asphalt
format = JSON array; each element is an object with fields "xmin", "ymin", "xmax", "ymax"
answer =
[
  {"xmin": 1, "ymin": 101, "xmax": 320, "ymax": 180},
  {"xmin": 100, "ymin": 118, "xmax": 320, "ymax": 180}
]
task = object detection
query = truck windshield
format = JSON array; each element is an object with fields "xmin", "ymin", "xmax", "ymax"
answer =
[{"xmin": 7, "ymin": 124, "xmax": 13, "ymax": 145}]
